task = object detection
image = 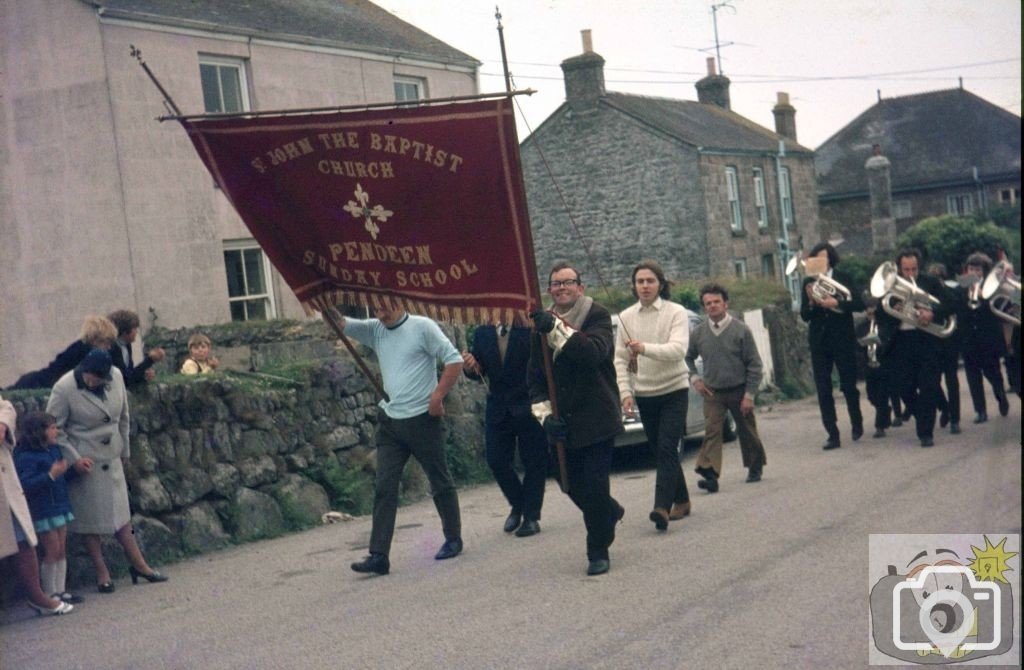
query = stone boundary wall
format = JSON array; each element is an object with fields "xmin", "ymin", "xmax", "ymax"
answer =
[{"xmin": 2, "ymin": 356, "xmax": 487, "ymax": 593}]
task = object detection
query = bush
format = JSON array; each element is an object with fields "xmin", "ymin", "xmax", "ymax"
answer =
[{"xmin": 897, "ymin": 215, "xmax": 1016, "ymax": 273}]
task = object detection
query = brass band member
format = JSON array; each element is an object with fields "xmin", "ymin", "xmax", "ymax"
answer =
[
  {"xmin": 958, "ymin": 252, "xmax": 1010, "ymax": 423},
  {"xmin": 800, "ymin": 242, "xmax": 864, "ymax": 450},
  {"xmin": 856, "ymin": 293, "xmax": 899, "ymax": 438},
  {"xmin": 875, "ymin": 248, "xmax": 952, "ymax": 447},
  {"xmin": 926, "ymin": 263, "xmax": 963, "ymax": 435}
]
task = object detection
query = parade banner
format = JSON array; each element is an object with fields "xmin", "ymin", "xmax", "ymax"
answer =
[{"xmin": 181, "ymin": 98, "xmax": 540, "ymax": 323}]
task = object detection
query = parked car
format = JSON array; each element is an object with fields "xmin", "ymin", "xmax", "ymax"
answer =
[{"xmin": 612, "ymin": 312, "xmax": 737, "ymax": 448}]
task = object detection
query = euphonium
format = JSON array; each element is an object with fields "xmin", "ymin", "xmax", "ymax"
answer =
[
  {"xmin": 869, "ymin": 261, "xmax": 957, "ymax": 338},
  {"xmin": 785, "ymin": 255, "xmax": 851, "ymax": 314},
  {"xmin": 981, "ymin": 259, "xmax": 1021, "ymax": 326}
]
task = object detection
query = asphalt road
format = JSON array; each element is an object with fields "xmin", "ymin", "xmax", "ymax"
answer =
[{"xmin": 2, "ymin": 378, "xmax": 1021, "ymax": 669}]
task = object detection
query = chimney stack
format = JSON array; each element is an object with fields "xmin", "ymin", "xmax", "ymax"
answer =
[
  {"xmin": 695, "ymin": 57, "xmax": 731, "ymax": 110},
  {"xmin": 772, "ymin": 92, "xmax": 797, "ymax": 141},
  {"xmin": 561, "ymin": 29, "xmax": 605, "ymax": 111}
]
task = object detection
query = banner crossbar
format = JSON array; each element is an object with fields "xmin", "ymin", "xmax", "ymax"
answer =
[{"xmin": 158, "ymin": 89, "xmax": 535, "ymax": 123}]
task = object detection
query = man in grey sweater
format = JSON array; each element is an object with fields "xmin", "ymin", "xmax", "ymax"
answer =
[{"xmin": 684, "ymin": 283, "xmax": 767, "ymax": 491}]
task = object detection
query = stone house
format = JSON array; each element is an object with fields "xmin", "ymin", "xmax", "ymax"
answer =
[
  {"xmin": 815, "ymin": 87, "xmax": 1022, "ymax": 257},
  {"xmin": 0, "ymin": 0, "xmax": 479, "ymax": 384},
  {"xmin": 521, "ymin": 33, "xmax": 820, "ymax": 288}
]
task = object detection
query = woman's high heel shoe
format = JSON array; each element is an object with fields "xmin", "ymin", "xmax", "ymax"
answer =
[
  {"xmin": 28, "ymin": 600, "xmax": 74, "ymax": 616},
  {"xmin": 129, "ymin": 565, "xmax": 169, "ymax": 584}
]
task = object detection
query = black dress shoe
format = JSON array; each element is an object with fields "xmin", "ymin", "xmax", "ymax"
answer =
[
  {"xmin": 351, "ymin": 553, "xmax": 390, "ymax": 575},
  {"xmin": 129, "ymin": 566, "xmax": 168, "ymax": 584},
  {"xmin": 939, "ymin": 410, "xmax": 950, "ymax": 428},
  {"xmin": 852, "ymin": 425, "xmax": 864, "ymax": 441},
  {"xmin": 891, "ymin": 417, "xmax": 903, "ymax": 427},
  {"xmin": 503, "ymin": 511, "xmax": 522, "ymax": 534},
  {"xmin": 998, "ymin": 395, "xmax": 1010, "ymax": 417},
  {"xmin": 822, "ymin": 438, "xmax": 841, "ymax": 450},
  {"xmin": 974, "ymin": 412, "xmax": 988, "ymax": 424},
  {"xmin": 696, "ymin": 477, "xmax": 719, "ymax": 493},
  {"xmin": 435, "ymin": 538, "xmax": 463, "ymax": 560},
  {"xmin": 587, "ymin": 559, "xmax": 610, "ymax": 576},
  {"xmin": 649, "ymin": 508, "xmax": 669, "ymax": 531},
  {"xmin": 515, "ymin": 519, "xmax": 540, "ymax": 537},
  {"xmin": 920, "ymin": 437, "xmax": 934, "ymax": 447},
  {"xmin": 872, "ymin": 428, "xmax": 885, "ymax": 439},
  {"xmin": 56, "ymin": 592, "xmax": 84, "ymax": 604},
  {"xmin": 97, "ymin": 582, "xmax": 115, "ymax": 594},
  {"xmin": 745, "ymin": 468, "xmax": 762, "ymax": 483},
  {"xmin": 950, "ymin": 422, "xmax": 961, "ymax": 435}
]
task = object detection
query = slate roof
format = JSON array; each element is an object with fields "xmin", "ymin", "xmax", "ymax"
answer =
[
  {"xmin": 815, "ymin": 88, "xmax": 1022, "ymax": 198},
  {"xmin": 599, "ymin": 92, "xmax": 812, "ymax": 154},
  {"xmin": 91, "ymin": 0, "xmax": 479, "ymax": 67}
]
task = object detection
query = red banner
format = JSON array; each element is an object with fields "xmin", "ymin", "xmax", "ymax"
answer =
[{"xmin": 181, "ymin": 98, "xmax": 540, "ymax": 323}]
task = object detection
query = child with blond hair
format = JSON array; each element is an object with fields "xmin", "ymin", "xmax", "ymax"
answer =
[{"xmin": 180, "ymin": 333, "xmax": 219, "ymax": 375}]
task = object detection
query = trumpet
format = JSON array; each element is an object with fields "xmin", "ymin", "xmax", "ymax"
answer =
[
  {"xmin": 981, "ymin": 259, "xmax": 1021, "ymax": 326},
  {"xmin": 869, "ymin": 261, "xmax": 957, "ymax": 338},
  {"xmin": 785, "ymin": 255, "xmax": 852, "ymax": 314},
  {"xmin": 858, "ymin": 319, "xmax": 881, "ymax": 368}
]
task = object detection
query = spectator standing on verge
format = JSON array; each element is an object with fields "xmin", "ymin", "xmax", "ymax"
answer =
[
  {"xmin": 343, "ymin": 300, "xmax": 465, "ymax": 576},
  {"xmin": 685, "ymin": 284, "xmax": 767, "ymax": 492},
  {"xmin": 107, "ymin": 310, "xmax": 166, "ymax": 386}
]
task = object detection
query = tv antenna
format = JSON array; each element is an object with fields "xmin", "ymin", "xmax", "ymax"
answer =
[{"xmin": 706, "ymin": 1, "xmax": 736, "ymax": 75}]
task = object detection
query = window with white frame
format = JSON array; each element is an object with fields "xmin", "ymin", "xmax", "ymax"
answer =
[
  {"xmin": 761, "ymin": 253, "xmax": 775, "ymax": 278},
  {"xmin": 394, "ymin": 76, "xmax": 425, "ymax": 103},
  {"xmin": 725, "ymin": 167, "xmax": 742, "ymax": 231},
  {"xmin": 999, "ymin": 188, "xmax": 1018, "ymax": 204},
  {"xmin": 199, "ymin": 56, "xmax": 249, "ymax": 114},
  {"xmin": 779, "ymin": 167, "xmax": 794, "ymax": 227},
  {"xmin": 946, "ymin": 193, "xmax": 974, "ymax": 215},
  {"xmin": 892, "ymin": 199, "xmax": 912, "ymax": 219},
  {"xmin": 223, "ymin": 241, "xmax": 275, "ymax": 321},
  {"xmin": 752, "ymin": 168, "xmax": 769, "ymax": 228},
  {"xmin": 734, "ymin": 258, "xmax": 748, "ymax": 279}
]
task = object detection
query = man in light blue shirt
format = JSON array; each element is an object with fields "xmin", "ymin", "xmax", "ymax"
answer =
[{"xmin": 341, "ymin": 301, "xmax": 464, "ymax": 576}]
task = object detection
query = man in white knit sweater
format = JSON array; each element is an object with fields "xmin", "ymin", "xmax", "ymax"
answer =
[
  {"xmin": 684, "ymin": 283, "xmax": 767, "ymax": 492},
  {"xmin": 614, "ymin": 260, "xmax": 693, "ymax": 532}
]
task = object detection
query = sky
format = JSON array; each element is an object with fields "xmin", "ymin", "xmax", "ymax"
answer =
[{"xmin": 373, "ymin": 0, "xmax": 1022, "ymax": 148}]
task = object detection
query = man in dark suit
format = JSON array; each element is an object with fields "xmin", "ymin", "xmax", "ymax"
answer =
[
  {"xmin": 462, "ymin": 324, "xmax": 547, "ymax": 537},
  {"xmin": 956, "ymin": 253, "xmax": 1010, "ymax": 423},
  {"xmin": 528, "ymin": 262, "xmax": 624, "ymax": 576},
  {"xmin": 107, "ymin": 310, "xmax": 165, "ymax": 387},
  {"xmin": 800, "ymin": 242, "xmax": 864, "ymax": 450},
  {"xmin": 875, "ymin": 248, "xmax": 954, "ymax": 447}
]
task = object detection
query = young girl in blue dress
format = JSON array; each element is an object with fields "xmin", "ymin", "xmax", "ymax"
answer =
[{"xmin": 14, "ymin": 411, "xmax": 83, "ymax": 604}]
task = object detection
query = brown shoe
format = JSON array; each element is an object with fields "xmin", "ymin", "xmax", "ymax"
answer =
[
  {"xmin": 648, "ymin": 508, "xmax": 669, "ymax": 531},
  {"xmin": 668, "ymin": 502, "xmax": 691, "ymax": 520}
]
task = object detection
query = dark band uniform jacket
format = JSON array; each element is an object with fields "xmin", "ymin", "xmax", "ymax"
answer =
[
  {"xmin": 799, "ymin": 269, "xmax": 864, "ymax": 351},
  {"xmin": 875, "ymin": 273, "xmax": 953, "ymax": 344},
  {"xmin": 528, "ymin": 303, "xmax": 623, "ymax": 448},
  {"xmin": 46, "ymin": 367, "xmax": 132, "ymax": 535}
]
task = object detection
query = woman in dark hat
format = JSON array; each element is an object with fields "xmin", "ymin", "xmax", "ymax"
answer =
[{"xmin": 45, "ymin": 348, "xmax": 168, "ymax": 592}]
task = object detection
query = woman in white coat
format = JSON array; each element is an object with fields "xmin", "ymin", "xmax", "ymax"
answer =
[
  {"xmin": 46, "ymin": 348, "xmax": 168, "ymax": 592},
  {"xmin": 2, "ymin": 394, "xmax": 73, "ymax": 614}
]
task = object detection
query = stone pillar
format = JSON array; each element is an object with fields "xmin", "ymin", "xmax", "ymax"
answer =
[{"xmin": 866, "ymin": 144, "xmax": 896, "ymax": 254}]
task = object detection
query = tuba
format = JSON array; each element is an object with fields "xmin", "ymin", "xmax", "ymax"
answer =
[
  {"xmin": 786, "ymin": 255, "xmax": 852, "ymax": 314},
  {"xmin": 869, "ymin": 261, "xmax": 957, "ymax": 338},
  {"xmin": 981, "ymin": 259, "xmax": 1021, "ymax": 326}
]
